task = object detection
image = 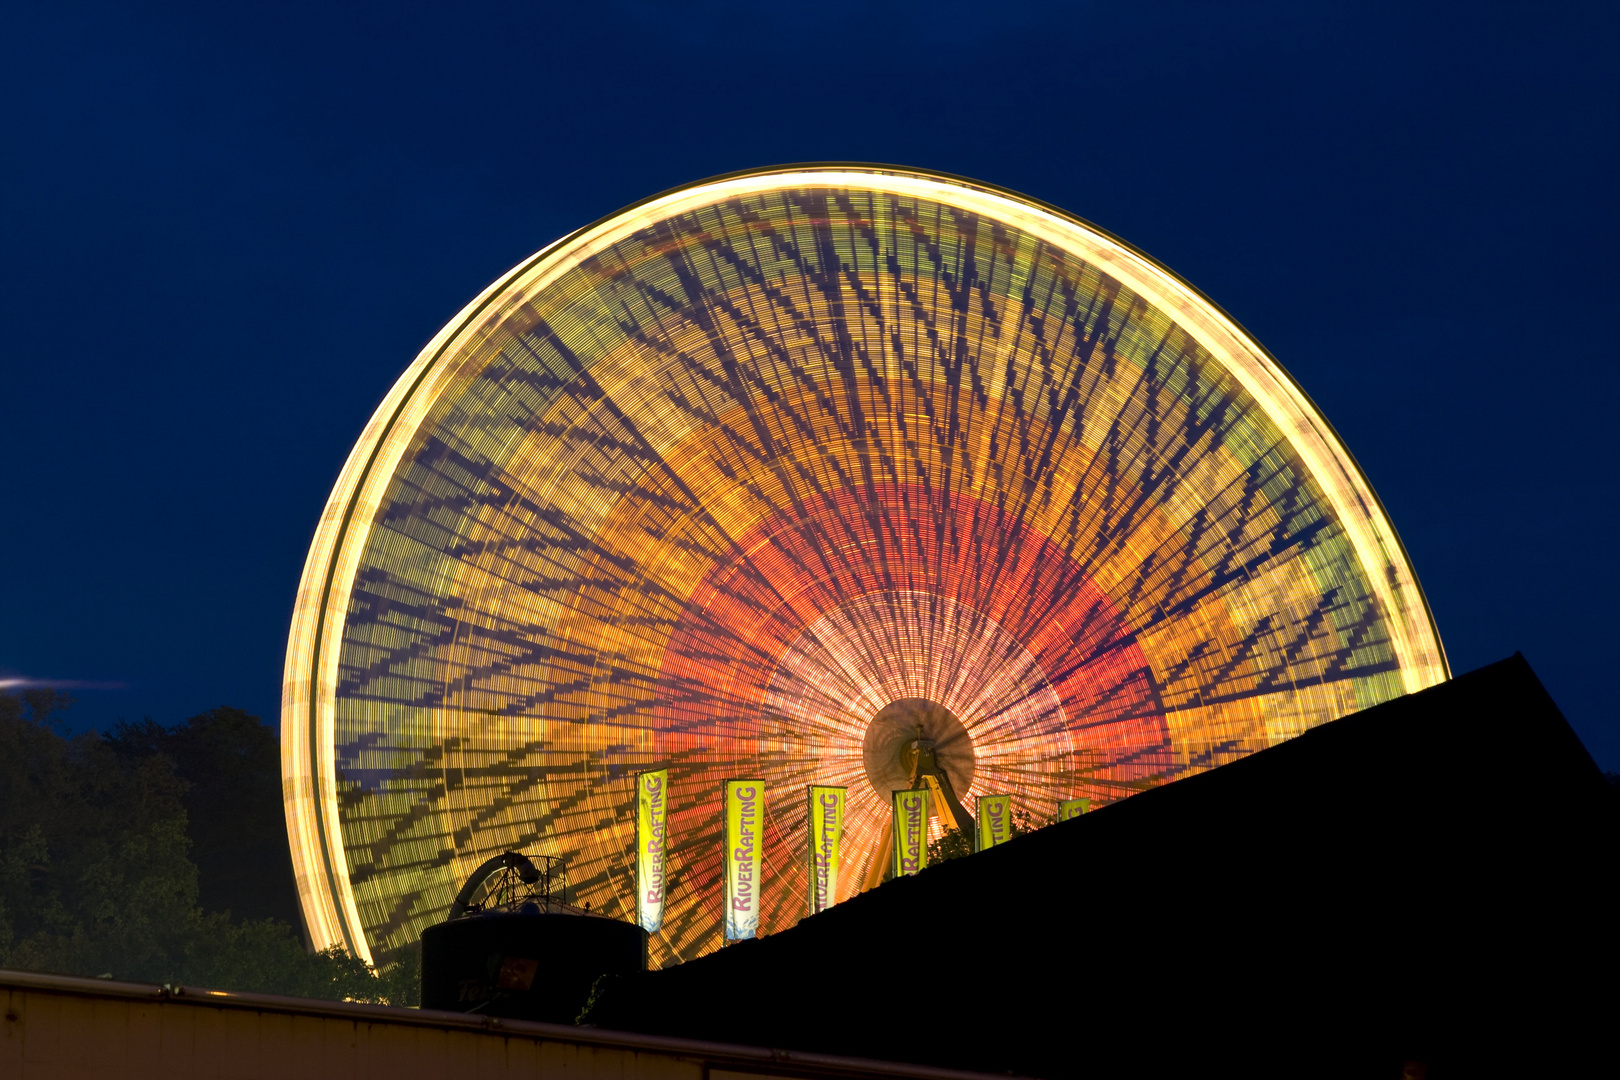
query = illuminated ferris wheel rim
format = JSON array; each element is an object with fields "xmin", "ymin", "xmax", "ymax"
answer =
[{"xmin": 282, "ymin": 163, "xmax": 1449, "ymax": 964}]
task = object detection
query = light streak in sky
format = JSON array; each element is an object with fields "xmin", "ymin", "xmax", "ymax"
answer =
[{"xmin": 0, "ymin": 677, "xmax": 127, "ymax": 690}]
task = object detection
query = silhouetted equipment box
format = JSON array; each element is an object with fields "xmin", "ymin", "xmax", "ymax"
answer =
[{"xmin": 421, "ymin": 909, "xmax": 646, "ymax": 1023}]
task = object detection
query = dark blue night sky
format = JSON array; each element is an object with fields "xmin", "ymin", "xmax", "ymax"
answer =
[{"xmin": 4, "ymin": 2, "xmax": 1616, "ymax": 768}]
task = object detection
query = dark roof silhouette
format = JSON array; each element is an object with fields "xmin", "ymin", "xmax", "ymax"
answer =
[{"xmin": 583, "ymin": 655, "xmax": 1616, "ymax": 1078}]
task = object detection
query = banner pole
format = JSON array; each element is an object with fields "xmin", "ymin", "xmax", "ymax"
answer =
[{"xmin": 805, "ymin": 784, "xmax": 814, "ymax": 917}]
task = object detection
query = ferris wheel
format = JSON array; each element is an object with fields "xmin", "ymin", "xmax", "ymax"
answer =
[{"xmin": 281, "ymin": 165, "xmax": 1447, "ymax": 968}]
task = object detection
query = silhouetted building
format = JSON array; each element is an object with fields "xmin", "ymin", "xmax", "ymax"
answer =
[{"xmin": 582, "ymin": 656, "xmax": 1616, "ymax": 1078}]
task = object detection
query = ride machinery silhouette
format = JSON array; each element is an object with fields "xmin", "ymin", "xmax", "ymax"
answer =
[{"xmin": 281, "ymin": 166, "xmax": 1447, "ymax": 967}]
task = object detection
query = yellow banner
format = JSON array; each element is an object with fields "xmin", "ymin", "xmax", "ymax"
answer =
[
  {"xmin": 634, "ymin": 769, "xmax": 668, "ymax": 932},
  {"xmin": 1059, "ymin": 798, "xmax": 1091, "ymax": 821},
  {"xmin": 891, "ymin": 788, "xmax": 929, "ymax": 877},
  {"xmin": 724, "ymin": 779, "xmax": 764, "ymax": 939},
  {"xmin": 975, "ymin": 794, "xmax": 1013, "ymax": 851},
  {"xmin": 806, "ymin": 786, "xmax": 846, "ymax": 914}
]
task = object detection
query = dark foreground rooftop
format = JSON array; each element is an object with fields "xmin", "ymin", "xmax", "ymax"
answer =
[
  {"xmin": 0, "ymin": 966, "xmax": 1021, "ymax": 1080},
  {"xmin": 585, "ymin": 655, "xmax": 1616, "ymax": 1078}
]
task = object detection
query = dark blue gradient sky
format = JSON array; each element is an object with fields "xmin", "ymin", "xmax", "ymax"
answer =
[{"xmin": 3, "ymin": 2, "xmax": 1616, "ymax": 768}]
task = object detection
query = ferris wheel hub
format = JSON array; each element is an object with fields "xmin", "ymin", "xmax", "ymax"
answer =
[{"xmin": 861, "ymin": 698, "xmax": 975, "ymax": 800}]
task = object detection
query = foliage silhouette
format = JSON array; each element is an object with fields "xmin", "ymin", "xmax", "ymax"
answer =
[
  {"xmin": 0, "ymin": 693, "xmax": 416, "ymax": 1003},
  {"xmin": 924, "ymin": 807, "xmax": 1045, "ymax": 865},
  {"xmin": 107, "ymin": 708, "xmax": 302, "ymax": 926}
]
